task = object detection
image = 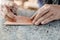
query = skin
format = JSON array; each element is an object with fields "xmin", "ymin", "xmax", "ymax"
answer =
[
  {"xmin": 5, "ymin": 0, "xmax": 18, "ymax": 20},
  {"xmin": 31, "ymin": 4, "xmax": 60, "ymax": 25},
  {"xmin": 5, "ymin": 5, "xmax": 16, "ymax": 22},
  {"xmin": 5, "ymin": 4, "xmax": 60, "ymax": 25},
  {"xmin": 5, "ymin": 5, "xmax": 16, "ymax": 19}
]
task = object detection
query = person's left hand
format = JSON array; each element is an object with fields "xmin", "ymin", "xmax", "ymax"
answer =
[{"xmin": 31, "ymin": 4, "xmax": 60, "ymax": 25}]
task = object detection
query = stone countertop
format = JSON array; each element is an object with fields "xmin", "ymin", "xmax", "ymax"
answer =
[{"xmin": 0, "ymin": 8, "xmax": 60, "ymax": 40}]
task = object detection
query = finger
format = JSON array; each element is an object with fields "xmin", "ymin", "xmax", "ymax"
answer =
[
  {"xmin": 34, "ymin": 11, "xmax": 53, "ymax": 25},
  {"xmin": 33, "ymin": 5, "xmax": 50, "ymax": 24},
  {"xmin": 5, "ymin": 5, "xmax": 9, "ymax": 9},
  {"xmin": 31, "ymin": 12, "xmax": 37, "ymax": 20},
  {"xmin": 6, "ymin": 13, "xmax": 15, "ymax": 19},
  {"xmin": 30, "ymin": 8, "xmax": 41, "ymax": 20},
  {"xmin": 41, "ymin": 15, "xmax": 54, "ymax": 24},
  {"xmin": 31, "ymin": 7, "xmax": 42, "ymax": 20},
  {"xmin": 5, "ymin": 5, "xmax": 11, "ymax": 12}
]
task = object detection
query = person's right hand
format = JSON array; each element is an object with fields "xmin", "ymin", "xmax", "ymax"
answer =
[{"xmin": 5, "ymin": 5, "xmax": 16, "ymax": 22}]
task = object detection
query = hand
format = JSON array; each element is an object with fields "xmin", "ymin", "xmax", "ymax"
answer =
[
  {"xmin": 11, "ymin": 3, "xmax": 18, "ymax": 15},
  {"xmin": 31, "ymin": 4, "xmax": 60, "ymax": 25},
  {"xmin": 5, "ymin": 5, "xmax": 16, "ymax": 21}
]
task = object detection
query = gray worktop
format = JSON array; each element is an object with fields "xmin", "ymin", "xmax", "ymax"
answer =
[{"xmin": 0, "ymin": 8, "xmax": 60, "ymax": 40}]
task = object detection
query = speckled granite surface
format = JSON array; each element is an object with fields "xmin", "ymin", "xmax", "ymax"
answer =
[{"xmin": 0, "ymin": 8, "xmax": 60, "ymax": 40}]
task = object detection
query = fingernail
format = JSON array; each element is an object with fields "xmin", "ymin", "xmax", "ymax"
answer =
[
  {"xmin": 32, "ymin": 20, "xmax": 35, "ymax": 24},
  {"xmin": 41, "ymin": 22, "xmax": 45, "ymax": 24},
  {"xmin": 35, "ymin": 22, "xmax": 39, "ymax": 25}
]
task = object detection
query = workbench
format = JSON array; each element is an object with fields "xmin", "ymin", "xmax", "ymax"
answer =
[{"xmin": 0, "ymin": 8, "xmax": 60, "ymax": 40}]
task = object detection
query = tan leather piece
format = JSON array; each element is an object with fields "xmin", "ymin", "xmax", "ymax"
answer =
[{"xmin": 4, "ymin": 16, "xmax": 33, "ymax": 25}]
